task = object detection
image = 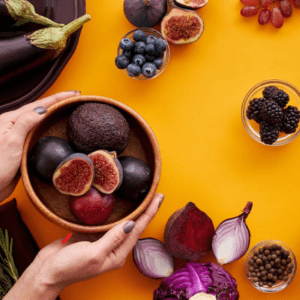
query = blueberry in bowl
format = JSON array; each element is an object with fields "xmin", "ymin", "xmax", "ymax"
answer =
[{"xmin": 116, "ymin": 28, "xmax": 170, "ymax": 80}]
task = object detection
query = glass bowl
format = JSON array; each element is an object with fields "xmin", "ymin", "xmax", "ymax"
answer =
[
  {"xmin": 241, "ymin": 79, "xmax": 300, "ymax": 146},
  {"xmin": 245, "ymin": 240, "xmax": 297, "ymax": 293},
  {"xmin": 117, "ymin": 28, "xmax": 170, "ymax": 80}
]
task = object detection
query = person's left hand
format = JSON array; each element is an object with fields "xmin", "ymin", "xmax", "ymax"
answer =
[{"xmin": 0, "ymin": 91, "xmax": 80, "ymax": 201}]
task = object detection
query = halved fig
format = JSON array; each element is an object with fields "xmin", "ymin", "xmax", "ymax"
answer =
[
  {"xmin": 161, "ymin": 0, "xmax": 204, "ymax": 44},
  {"xmin": 175, "ymin": 0, "xmax": 208, "ymax": 9},
  {"xmin": 88, "ymin": 150, "xmax": 123, "ymax": 194},
  {"xmin": 53, "ymin": 153, "xmax": 95, "ymax": 196}
]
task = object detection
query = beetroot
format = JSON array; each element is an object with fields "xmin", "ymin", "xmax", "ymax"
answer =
[{"xmin": 164, "ymin": 202, "xmax": 215, "ymax": 261}]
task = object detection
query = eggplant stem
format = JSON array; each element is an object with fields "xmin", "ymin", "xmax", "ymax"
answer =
[
  {"xmin": 243, "ymin": 201, "xmax": 253, "ymax": 216},
  {"xmin": 61, "ymin": 14, "xmax": 91, "ymax": 37},
  {"xmin": 5, "ymin": 0, "xmax": 63, "ymax": 27},
  {"xmin": 167, "ymin": 0, "xmax": 175, "ymax": 9},
  {"xmin": 27, "ymin": 14, "xmax": 91, "ymax": 52}
]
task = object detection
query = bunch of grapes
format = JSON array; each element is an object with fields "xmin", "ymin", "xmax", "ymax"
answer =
[{"xmin": 240, "ymin": 0, "xmax": 300, "ymax": 28}]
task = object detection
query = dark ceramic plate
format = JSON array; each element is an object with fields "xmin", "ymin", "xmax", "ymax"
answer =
[{"xmin": 0, "ymin": 0, "xmax": 86, "ymax": 114}]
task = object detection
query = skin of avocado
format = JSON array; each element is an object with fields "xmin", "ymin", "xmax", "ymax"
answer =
[{"xmin": 66, "ymin": 103, "xmax": 130, "ymax": 155}]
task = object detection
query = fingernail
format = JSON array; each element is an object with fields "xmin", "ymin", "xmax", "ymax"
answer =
[
  {"xmin": 123, "ymin": 221, "xmax": 135, "ymax": 234},
  {"xmin": 158, "ymin": 193, "xmax": 165, "ymax": 208},
  {"xmin": 33, "ymin": 106, "xmax": 47, "ymax": 115},
  {"xmin": 67, "ymin": 90, "xmax": 81, "ymax": 95}
]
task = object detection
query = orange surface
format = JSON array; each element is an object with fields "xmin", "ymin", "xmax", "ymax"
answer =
[{"xmin": 6, "ymin": 0, "xmax": 300, "ymax": 299}]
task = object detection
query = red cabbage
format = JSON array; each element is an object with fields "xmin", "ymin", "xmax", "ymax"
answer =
[{"xmin": 153, "ymin": 262, "xmax": 239, "ymax": 300}]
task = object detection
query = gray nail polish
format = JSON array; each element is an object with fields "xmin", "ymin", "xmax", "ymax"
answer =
[
  {"xmin": 158, "ymin": 194, "xmax": 165, "ymax": 208},
  {"xmin": 123, "ymin": 221, "xmax": 135, "ymax": 234},
  {"xmin": 67, "ymin": 90, "xmax": 81, "ymax": 94},
  {"xmin": 33, "ymin": 106, "xmax": 47, "ymax": 115}
]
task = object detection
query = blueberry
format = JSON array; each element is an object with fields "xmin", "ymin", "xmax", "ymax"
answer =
[
  {"xmin": 142, "ymin": 62, "xmax": 157, "ymax": 78},
  {"xmin": 119, "ymin": 38, "xmax": 134, "ymax": 51},
  {"xmin": 145, "ymin": 43, "xmax": 156, "ymax": 55},
  {"xmin": 134, "ymin": 41, "xmax": 146, "ymax": 54},
  {"xmin": 127, "ymin": 64, "xmax": 141, "ymax": 77},
  {"xmin": 122, "ymin": 50, "xmax": 132, "ymax": 58},
  {"xmin": 115, "ymin": 55, "xmax": 129, "ymax": 69},
  {"xmin": 153, "ymin": 58, "xmax": 163, "ymax": 70},
  {"xmin": 133, "ymin": 30, "xmax": 147, "ymax": 42},
  {"xmin": 132, "ymin": 54, "xmax": 146, "ymax": 67},
  {"xmin": 154, "ymin": 38, "xmax": 167, "ymax": 53},
  {"xmin": 145, "ymin": 54, "xmax": 155, "ymax": 62},
  {"xmin": 146, "ymin": 35, "xmax": 157, "ymax": 44}
]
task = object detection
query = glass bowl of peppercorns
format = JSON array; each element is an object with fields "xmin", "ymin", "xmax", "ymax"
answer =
[
  {"xmin": 245, "ymin": 240, "xmax": 297, "ymax": 293},
  {"xmin": 241, "ymin": 79, "xmax": 300, "ymax": 146},
  {"xmin": 115, "ymin": 28, "xmax": 170, "ymax": 80}
]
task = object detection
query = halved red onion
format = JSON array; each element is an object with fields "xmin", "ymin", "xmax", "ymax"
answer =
[
  {"xmin": 212, "ymin": 202, "xmax": 253, "ymax": 265},
  {"xmin": 133, "ymin": 238, "xmax": 174, "ymax": 279}
]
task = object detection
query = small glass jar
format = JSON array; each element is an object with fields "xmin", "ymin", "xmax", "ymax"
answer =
[
  {"xmin": 245, "ymin": 240, "xmax": 297, "ymax": 293},
  {"xmin": 241, "ymin": 79, "xmax": 300, "ymax": 146},
  {"xmin": 117, "ymin": 28, "xmax": 170, "ymax": 80}
]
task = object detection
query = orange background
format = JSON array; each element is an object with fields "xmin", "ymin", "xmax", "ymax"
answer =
[{"xmin": 5, "ymin": 0, "xmax": 300, "ymax": 299}]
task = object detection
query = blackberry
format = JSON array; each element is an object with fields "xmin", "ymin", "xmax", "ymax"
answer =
[
  {"xmin": 263, "ymin": 86, "xmax": 289, "ymax": 108},
  {"xmin": 246, "ymin": 98, "xmax": 265, "ymax": 124},
  {"xmin": 260, "ymin": 121, "xmax": 280, "ymax": 145},
  {"xmin": 280, "ymin": 106, "xmax": 300, "ymax": 134},
  {"xmin": 261, "ymin": 100, "xmax": 283, "ymax": 124}
]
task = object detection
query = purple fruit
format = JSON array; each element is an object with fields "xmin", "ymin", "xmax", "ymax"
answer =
[
  {"xmin": 53, "ymin": 153, "xmax": 95, "ymax": 196},
  {"xmin": 88, "ymin": 150, "xmax": 123, "ymax": 194},
  {"xmin": 123, "ymin": 0, "xmax": 168, "ymax": 28}
]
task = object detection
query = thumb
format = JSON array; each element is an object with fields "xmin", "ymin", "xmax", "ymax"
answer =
[
  {"xmin": 11, "ymin": 106, "xmax": 47, "ymax": 143},
  {"xmin": 92, "ymin": 220, "xmax": 135, "ymax": 255}
]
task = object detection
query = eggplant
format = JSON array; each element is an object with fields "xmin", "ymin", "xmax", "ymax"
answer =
[
  {"xmin": 0, "ymin": 14, "xmax": 91, "ymax": 85},
  {"xmin": 0, "ymin": 0, "xmax": 63, "ymax": 29}
]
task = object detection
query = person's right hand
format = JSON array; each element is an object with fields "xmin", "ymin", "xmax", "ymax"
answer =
[{"xmin": 6, "ymin": 193, "xmax": 164, "ymax": 300}]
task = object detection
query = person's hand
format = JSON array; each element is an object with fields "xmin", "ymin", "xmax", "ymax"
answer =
[
  {"xmin": 6, "ymin": 193, "xmax": 164, "ymax": 300},
  {"xmin": 0, "ymin": 91, "xmax": 80, "ymax": 202}
]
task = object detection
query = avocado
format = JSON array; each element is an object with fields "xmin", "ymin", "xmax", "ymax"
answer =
[
  {"xmin": 116, "ymin": 156, "xmax": 152, "ymax": 201},
  {"xmin": 66, "ymin": 103, "xmax": 130, "ymax": 155},
  {"xmin": 29, "ymin": 136, "xmax": 74, "ymax": 182}
]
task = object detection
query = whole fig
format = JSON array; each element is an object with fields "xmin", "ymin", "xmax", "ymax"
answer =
[{"xmin": 164, "ymin": 202, "xmax": 215, "ymax": 261}]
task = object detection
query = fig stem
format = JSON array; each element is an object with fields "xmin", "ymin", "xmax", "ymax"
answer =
[
  {"xmin": 144, "ymin": 0, "xmax": 150, "ymax": 5},
  {"xmin": 167, "ymin": 0, "xmax": 175, "ymax": 9}
]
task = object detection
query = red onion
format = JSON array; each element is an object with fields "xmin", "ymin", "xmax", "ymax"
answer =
[
  {"xmin": 212, "ymin": 202, "xmax": 253, "ymax": 265},
  {"xmin": 133, "ymin": 238, "xmax": 174, "ymax": 279}
]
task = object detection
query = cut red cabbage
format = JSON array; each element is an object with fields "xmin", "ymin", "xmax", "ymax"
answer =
[{"xmin": 153, "ymin": 262, "xmax": 239, "ymax": 300}]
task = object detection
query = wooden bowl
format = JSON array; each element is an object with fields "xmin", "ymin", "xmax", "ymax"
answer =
[{"xmin": 21, "ymin": 96, "xmax": 161, "ymax": 233}]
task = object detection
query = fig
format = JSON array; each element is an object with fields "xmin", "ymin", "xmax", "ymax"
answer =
[
  {"xmin": 164, "ymin": 202, "xmax": 215, "ymax": 261},
  {"xmin": 29, "ymin": 136, "xmax": 74, "ymax": 182},
  {"xmin": 66, "ymin": 103, "xmax": 130, "ymax": 155},
  {"xmin": 69, "ymin": 187, "xmax": 115, "ymax": 225},
  {"xmin": 52, "ymin": 153, "xmax": 95, "ymax": 196},
  {"xmin": 88, "ymin": 150, "xmax": 123, "ymax": 194},
  {"xmin": 174, "ymin": 0, "xmax": 208, "ymax": 9},
  {"xmin": 123, "ymin": 0, "xmax": 168, "ymax": 28},
  {"xmin": 161, "ymin": 0, "xmax": 204, "ymax": 44},
  {"xmin": 115, "ymin": 156, "xmax": 152, "ymax": 201}
]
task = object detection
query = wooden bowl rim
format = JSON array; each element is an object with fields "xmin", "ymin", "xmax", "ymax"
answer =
[{"xmin": 21, "ymin": 95, "xmax": 162, "ymax": 233}]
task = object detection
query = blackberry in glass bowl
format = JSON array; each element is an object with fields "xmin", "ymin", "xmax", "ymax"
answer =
[{"xmin": 242, "ymin": 80, "xmax": 300, "ymax": 146}]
